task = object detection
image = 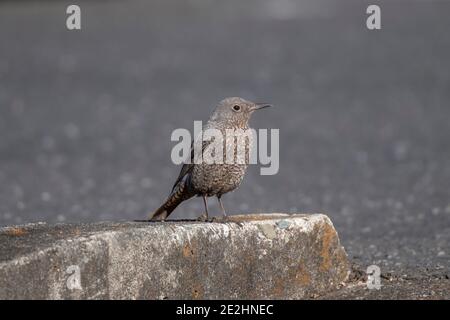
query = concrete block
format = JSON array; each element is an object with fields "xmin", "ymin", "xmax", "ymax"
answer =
[{"xmin": 0, "ymin": 214, "xmax": 349, "ymax": 299}]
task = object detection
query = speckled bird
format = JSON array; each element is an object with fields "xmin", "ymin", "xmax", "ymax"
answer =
[{"xmin": 151, "ymin": 97, "xmax": 271, "ymax": 220}]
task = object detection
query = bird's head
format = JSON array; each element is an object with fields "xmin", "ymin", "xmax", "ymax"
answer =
[{"xmin": 210, "ymin": 97, "xmax": 272, "ymax": 127}]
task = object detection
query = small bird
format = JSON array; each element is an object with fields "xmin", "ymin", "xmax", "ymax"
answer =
[{"xmin": 151, "ymin": 97, "xmax": 271, "ymax": 221}]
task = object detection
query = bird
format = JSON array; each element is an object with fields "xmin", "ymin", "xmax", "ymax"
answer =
[{"xmin": 150, "ymin": 97, "xmax": 271, "ymax": 221}]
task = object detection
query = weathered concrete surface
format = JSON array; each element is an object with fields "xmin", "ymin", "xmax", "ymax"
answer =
[{"xmin": 0, "ymin": 213, "xmax": 349, "ymax": 299}]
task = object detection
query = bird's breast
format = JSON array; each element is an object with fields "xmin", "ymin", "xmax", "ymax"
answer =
[
  {"xmin": 189, "ymin": 126, "xmax": 253, "ymax": 195},
  {"xmin": 190, "ymin": 163, "xmax": 248, "ymax": 196}
]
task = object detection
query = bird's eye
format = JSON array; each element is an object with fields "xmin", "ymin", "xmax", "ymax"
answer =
[{"xmin": 232, "ymin": 105, "xmax": 241, "ymax": 112}]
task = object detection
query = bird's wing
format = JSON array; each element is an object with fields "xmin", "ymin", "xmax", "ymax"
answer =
[
  {"xmin": 171, "ymin": 163, "xmax": 192, "ymax": 193},
  {"xmin": 171, "ymin": 138, "xmax": 212, "ymax": 192}
]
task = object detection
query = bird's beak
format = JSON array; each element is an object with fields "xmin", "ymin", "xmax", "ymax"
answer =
[{"xmin": 251, "ymin": 103, "xmax": 272, "ymax": 111}]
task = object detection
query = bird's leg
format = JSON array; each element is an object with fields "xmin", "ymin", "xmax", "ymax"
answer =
[
  {"xmin": 210, "ymin": 195, "xmax": 229, "ymax": 223},
  {"xmin": 198, "ymin": 195, "xmax": 209, "ymax": 221},
  {"xmin": 217, "ymin": 195, "xmax": 227, "ymax": 217}
]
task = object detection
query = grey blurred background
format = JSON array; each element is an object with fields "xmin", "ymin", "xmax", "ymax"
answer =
[{"xmin": 0, "ymin": 0, "xmax": 449, "ymax": 271}]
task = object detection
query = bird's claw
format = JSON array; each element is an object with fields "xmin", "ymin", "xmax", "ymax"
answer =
[
  {"xmin": 211, "ymin": 215, "xmax": 231, "ymax": 223},
  {"xmin": 196, "ymin": 213, "xmax": 208, "ymax": 222}
]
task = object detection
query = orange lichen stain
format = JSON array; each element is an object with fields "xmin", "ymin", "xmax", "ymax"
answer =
[
  {"xmin": 182, "ymin": 243, "xmax": 194, "ymax": 258},
  {"xmin": 295, "ymin": 265, "xmax": 311, "ymax": 286},
  {"xmin": 4, "ymin": 227, "xmax": 27, "ymax": 236},
  {"xmin": 191, "ymin": 283, "xmax": 204, "ymax": 299},
  {"xmin": 319, "ymin": 223, "xmax": 336, "ymax": 272},
  {"xmin": 270, "ymin": 277, "xmax": 285, "ymax": 298}
]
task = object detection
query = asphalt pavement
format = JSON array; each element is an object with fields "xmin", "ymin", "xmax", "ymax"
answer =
[{"xmin": 0, "ymin": 0, "xmax": 449, "ymax": 292}]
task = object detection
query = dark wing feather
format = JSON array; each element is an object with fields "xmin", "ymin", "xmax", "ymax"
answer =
[{"xmin": 171, "ymin": 138, "xmax": 212, "ymax": 192}]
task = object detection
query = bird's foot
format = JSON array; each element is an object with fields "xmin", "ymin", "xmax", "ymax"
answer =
[
  {"xmin": 196, "ymin": 213, "xmax": 208, "ymax": 222},
  {"xmin": 211, "ymin": 215, "xmax": 229, "ymax": 223}
]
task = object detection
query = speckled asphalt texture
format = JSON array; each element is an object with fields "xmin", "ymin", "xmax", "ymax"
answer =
[{"xmin": 0, "ymin": 0, "xmax": 449, "ymax": 298}]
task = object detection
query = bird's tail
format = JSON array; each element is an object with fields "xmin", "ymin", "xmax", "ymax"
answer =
[
  {"xmin": 150, "ymin": 203, "xmax": 172, "ymax": 220},
  {"xmin": 150, "ymin": 182, "xmax": 193, "ymax": 220}
]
